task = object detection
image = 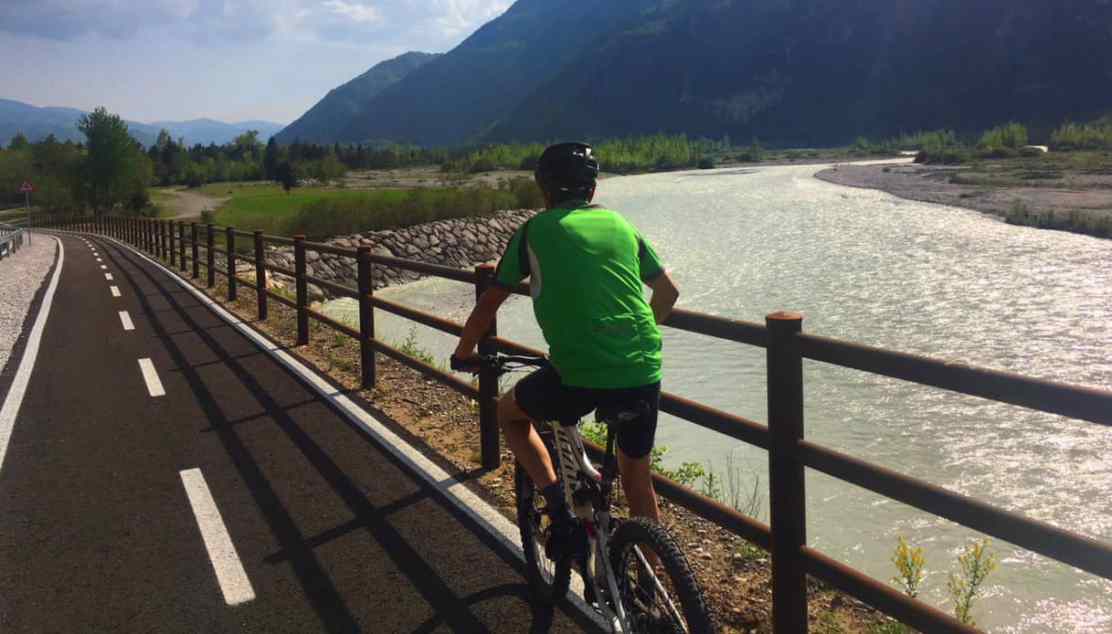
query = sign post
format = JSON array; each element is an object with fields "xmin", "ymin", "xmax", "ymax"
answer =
[{"xmin": 19, "ymin": 182, "xmax": 33, "ymax": 244}]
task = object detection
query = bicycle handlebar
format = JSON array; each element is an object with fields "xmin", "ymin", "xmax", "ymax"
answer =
[{"xmin": 450, "ymin": 353, "xmax": 549, "ymax": 374}]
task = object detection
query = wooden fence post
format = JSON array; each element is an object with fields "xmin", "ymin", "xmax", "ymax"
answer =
[
  {"xmin": 357, "ymin": 246, "xmax": 375, "ymax": 388},
  {"xmin": 169, "ymin": 221, "xmax": 177, "ymax": 267},
  {"xmin": 254, "ymin": 231, "xmax": 267, "ymax": 320},
  {"xmin": 767, "ymin": 311, "xmax": 808, "ymax": 634},
  {"xmin": 475, "ymin": 264, "xmax": 500, "ymax": 470},
  {"xmin": 226, "ymin": 227, "xmax": 237, "ymax": 301},
  {"xmin": 206, "ymin": 224, "xmax": 216, "ymax": 288},
  {"xmin": 294, "ymin": 234, "xmax": 309, "ymax": 345},
  {"xmin": 191, "ymin": 223, "xmax": 200, "ymax": 279},
  {"xmin": 179, "ymin": 222, "xmax": 186, "ymax": 271}
]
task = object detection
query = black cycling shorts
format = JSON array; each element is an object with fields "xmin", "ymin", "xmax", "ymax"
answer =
[{"xmin": 513, "ymin": 365, "xmax": 661, "ymax": 459}]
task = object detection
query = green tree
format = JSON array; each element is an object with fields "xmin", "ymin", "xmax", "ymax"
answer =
[
  {"xmin": 264, "ymin": 137, "xmax": 280, "ymax": 181},
  {"xmin": 77, "ymin": 106, "xmax": 150, "ymax": 213},
  {"xmin": 276, "ymin": 161, "xmax": 298, "ymax": 193},
  {"xmin": 232, "ymin": 130, "xmax": 261, "ymax": 162},
  {"xmin": 8, "ymin": 132, "xmax": 29, "ymax": 151}
]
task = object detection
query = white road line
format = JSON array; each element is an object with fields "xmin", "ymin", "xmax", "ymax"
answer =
[
  {"xmin": 0, "ymin": 236, "xmax": 64, "ymax": 473},
  {"xmin": 179, "ymin": 468, "xmax": 256, "ymax": 606},
  {"xmin": 118, "ymin": 311, "xmax": 135, "ymax": 331},
  {"xmin": 100, "ymin": 265, "xmax": 107, "ymax": 270},
  {"xmin": 105, "ymin": 273, "xmax": 114, "ymax": 281},
  {"xmin": 96, "ymin": 258, "xmax": 102, "ymax": 262},
  {"xmin": 137, "ymin": 358, "xmax": 165, "ymax": 397},
  {"xmin": 110, "ymin": 286, "xmax": 121, "ymax": 297}
]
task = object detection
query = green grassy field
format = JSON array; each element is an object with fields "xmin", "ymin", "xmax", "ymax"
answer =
[
  {"xmin": 204, "ymin": 177, "xmax": 543, "ymax": 239},
  {"xmin": 212, "ymin": 186, "xmax": 408, "ymax": 235}
]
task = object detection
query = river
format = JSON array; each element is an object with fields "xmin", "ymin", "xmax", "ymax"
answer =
[{"xmin": 325, "ymin": 162, "xmax": 1112, "ymax": 632}]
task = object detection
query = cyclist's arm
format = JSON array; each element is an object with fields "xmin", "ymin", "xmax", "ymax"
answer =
[
  {"xmin": 647, "ymin": 271, "xmax": 679, "ymax": 325},
  {"xmin": 454, "ymin": 286, "xmax": 512, "ymax": 359}
]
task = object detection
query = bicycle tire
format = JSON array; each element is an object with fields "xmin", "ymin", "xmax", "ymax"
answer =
[
  {"xmin": 515, "ymin": 461, "xmax": 572, "ymax": 603},
  {"xmin": 610, "ymin": 517, "xmax": 717, "ymax": 634}
]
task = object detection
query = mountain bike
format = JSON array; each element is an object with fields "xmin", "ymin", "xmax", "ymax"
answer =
[{"xmin": 472, "ymin": 353, "xmax": 716, "ymax": 634}]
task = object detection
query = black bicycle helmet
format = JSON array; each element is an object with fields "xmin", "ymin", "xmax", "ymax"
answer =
[{"xmin": 534, "ymin": 142, "xmax": 599, "ymax": 196}]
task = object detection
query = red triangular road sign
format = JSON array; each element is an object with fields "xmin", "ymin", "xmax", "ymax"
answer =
[{"xmin": 19, "ymin": 181, "xmax": 34, "ymax": 193}]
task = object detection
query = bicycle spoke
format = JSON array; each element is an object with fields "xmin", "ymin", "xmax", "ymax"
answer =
[{"xmin": 632, "ymin": 545, "xmax": 689, "ymax": 633}]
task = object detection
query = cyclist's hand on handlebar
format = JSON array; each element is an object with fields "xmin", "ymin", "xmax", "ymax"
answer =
[{"xmin": 450, "ymin": 353, "xmax": 483, "ymax": 373}]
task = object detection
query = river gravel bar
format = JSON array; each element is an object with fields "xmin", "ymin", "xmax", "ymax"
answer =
[{"xmin": 0, "ymin": 234, "xmax": 58, "ymax": 375}]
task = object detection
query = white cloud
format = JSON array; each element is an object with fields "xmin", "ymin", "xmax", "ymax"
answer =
[{"xmin": 322, "ymin": 0, "xmax": 383, "ymax": 24}]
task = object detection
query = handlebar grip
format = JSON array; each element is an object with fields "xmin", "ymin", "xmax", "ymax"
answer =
[{"xmin": 450, "ymin": 354, "xmax": 482, "ymax": 373}]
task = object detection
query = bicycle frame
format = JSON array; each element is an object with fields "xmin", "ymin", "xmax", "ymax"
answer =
[{"xmin": 547, "ymin": 420, "xmax": 633, "ymax": 632}]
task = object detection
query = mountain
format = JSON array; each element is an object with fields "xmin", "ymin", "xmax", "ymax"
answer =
[
  {"xmin": 275, "ymin": 51, "xmax": 441, "ymax": 144},
  {"xmin": 336, "ymin": 0, "xmax": 661, "ymax": 147},
  {"xmin": 0, "ymin": 99, "xmax": 284, "ymax": 148},
  {"xmin": 488, "ymin": 0, "xmax": 1112, "ymax": 146},
  {"xmin": 295, "ymin": 0, "xmax": 1112, "ymax": 148}
]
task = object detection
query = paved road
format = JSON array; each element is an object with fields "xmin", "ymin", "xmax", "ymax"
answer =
[{"xmin": 0, "ymin": 233, "xmax": 595, "ymax": 633}]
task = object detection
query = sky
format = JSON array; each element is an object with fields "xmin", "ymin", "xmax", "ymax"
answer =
[{"xmin": 0, "ymin": 0, "xmax": 513, "ymax": 124}]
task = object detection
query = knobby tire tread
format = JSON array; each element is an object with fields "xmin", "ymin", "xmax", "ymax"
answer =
[{"xmin": 610, "ymin": 517, "xmax": 718, "ymax": 634}]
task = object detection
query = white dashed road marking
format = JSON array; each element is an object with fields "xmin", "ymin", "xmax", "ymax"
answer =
[
  {"xmin": 105, "ymin": 273, "xmax": 113, "ymax": 281},
  {"xmin": 179, "ymin": 469, "xmax": 256, "ymax": 606},
  {"xmin": 100, "ymin": 265, "xmax": 107, "ymax": 270},
  {"xmin": 110, "ymin": 286, "xmax": 121, "ymax": 298},
  {"xmin": 118, "ymin": 311, "xmax": 134, "ymax": 331},
  {"xmin": 137, "ymin": 358, "xmax": 165, "ymax": 397}
]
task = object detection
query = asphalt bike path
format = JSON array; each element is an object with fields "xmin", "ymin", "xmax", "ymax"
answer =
[{"xmin": 0, "ymin": 232, "xmax": 596, "ymax": 633}]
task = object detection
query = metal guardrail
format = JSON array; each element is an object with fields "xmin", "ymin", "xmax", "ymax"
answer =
[
  {"xmin": 0, "ymin": 223, "xmax": 26, "ymax": 260},
  {"xmin": 39, "ymin": 213, "xmax": 1112, "ymax": 634}
]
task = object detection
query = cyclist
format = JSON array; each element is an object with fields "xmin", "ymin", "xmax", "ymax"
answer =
[{"xmin": 451, "ymin": 142, "xmax": 680, "ymax": 561}]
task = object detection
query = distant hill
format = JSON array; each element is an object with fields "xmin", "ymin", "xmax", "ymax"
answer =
[
  {"xmin": 290, "ymin": 0, "xmax": 1112, "ymax": 148},
  {"xmin": 0, "ymin": 99, "xmax": 284, "ymax": 148},
  {"xmin": 275, "ymin": 51, "xmax": 441, "ymax": 145}
]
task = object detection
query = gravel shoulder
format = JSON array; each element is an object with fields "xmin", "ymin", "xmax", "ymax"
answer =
[{"xmin": 0, "ymin": 233, "xmax": 58, "ymax": 388}]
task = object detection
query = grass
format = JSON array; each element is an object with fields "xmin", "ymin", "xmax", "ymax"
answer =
[
  {"xmin": 208, "ymin": 177, "xmax": 543, "ymax": 240},
  {"xmin": 213, "ymin": 185, "xmax": 407, "ymax": 235}
]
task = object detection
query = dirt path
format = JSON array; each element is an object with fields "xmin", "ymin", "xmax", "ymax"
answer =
[{"xmin": 157, "ymin": 188, "xmax": 229, "ymax": 220}]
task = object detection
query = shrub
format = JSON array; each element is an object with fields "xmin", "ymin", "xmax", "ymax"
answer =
[
  {"xmin": 892, "ymin": 537, "xmax": 926, "ymax": 599},
  {"xmin": 697, "ymin": 157, "xmax": 716, "ymax": 169},
  {"xmin": 948, "ymin": 539, "xmax": 997, "ymax": 626},
  {"xmin": 1050, "ymin": 120, "xmax": 1112, "ymax": 151},
  {"xmin": 979, "ymin": 122, "xmax": 1028, "ymax": 152}
]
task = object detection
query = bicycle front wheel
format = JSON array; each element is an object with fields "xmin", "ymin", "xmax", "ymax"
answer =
[
  {"xmin": 515, "ymin": 462, "xmax": 572, "ymax": 603},
  {"xmin": 609, "ymin": 517, "xmax": 717, "ymax": 633}
]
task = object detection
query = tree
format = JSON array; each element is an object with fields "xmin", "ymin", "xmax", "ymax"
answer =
[
  {"xmin": 8, "ymin": 132, "xmax": 29, "ymax": 150},
  {"xmin": 264, "ymin": 137, "xmax": 280, "ymax": 181},
  {"xmin": 233, "ymin": 130, "xmax": 260, "ymax": 162},
  {"xmin": 276, "ymin": 161, "xmax": 298, "ymax": 193},
  {"xmin": 78, "ymin": 106, "xmax": 150, "ymax": 213}
]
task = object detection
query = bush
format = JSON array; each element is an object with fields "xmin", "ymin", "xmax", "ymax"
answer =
[
  {"xmin": 697, "ymin": 157, "xmax": 716, "ymax": 169},
  {"xmin": 915, "ymin": 147, "xmax": 970, "ymax": 165},
  {"xmin": 978, "ymin": 122, "xmax": 1028, "ymax": 154},
  {"xmin": 1050, "ymin": 120, "xmax": 1112, "ymax": 151}
]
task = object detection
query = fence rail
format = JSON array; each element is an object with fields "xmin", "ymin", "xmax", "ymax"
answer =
[
  {"xmin": 38, "ymin": 213, "xmax": 1112, "ymax": 634},
  {"xmin": 0, "ymin": 223, "xmax": 26, "ymax": 259}
]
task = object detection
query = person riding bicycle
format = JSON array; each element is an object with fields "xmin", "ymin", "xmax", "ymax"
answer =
[{"xmin": 452, "ymin": 142, "xmax": 680, "ymax": 562}]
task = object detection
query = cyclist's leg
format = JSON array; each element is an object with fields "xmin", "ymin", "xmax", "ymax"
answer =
[
  {"xmin": 497, "ymin": 391, "xmax": 557, "ymax": 488},
  {"xmin": 617, "ymin": 450, "xmax": 661, "ymax": 523},
  {"xmin": 608, "ymin": 381, "xmax": 663, "ymax": 524},
  {"xmin": 502, "ymin": 365, "xmax": 593, "ymax": 490}
]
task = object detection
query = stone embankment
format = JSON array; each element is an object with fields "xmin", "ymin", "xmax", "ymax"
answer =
[{"xmin": 263, "ymin": 209, "xmax": 537, "ymax": 300}]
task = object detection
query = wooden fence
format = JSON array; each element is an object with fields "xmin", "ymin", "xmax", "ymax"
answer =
[{"xmin": 41, "ymin": 214, "xmax": 1112, "ymax": 634}]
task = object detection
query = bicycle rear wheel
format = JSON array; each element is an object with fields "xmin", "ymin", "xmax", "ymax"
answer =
[
  {"xmin": 515, "ymin": 462, "xmax": 572, "ymax": 602},
  {"xmin": 609, "ymin": 517, "xmax": 717, "ymax": 633}
]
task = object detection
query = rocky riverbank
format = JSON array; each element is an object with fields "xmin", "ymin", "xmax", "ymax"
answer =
[
  {"xmin": 816, "ymin": 162, "xmax": 1112, "ymax": 238},
  {"xmin": 263, "ymin": 208, "xmax": 537, "ymax": 299}
]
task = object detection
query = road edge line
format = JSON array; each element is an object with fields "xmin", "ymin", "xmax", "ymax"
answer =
[{"xmin": 0, "ymin": 234, "xmax": 64, "ymax": 474}]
